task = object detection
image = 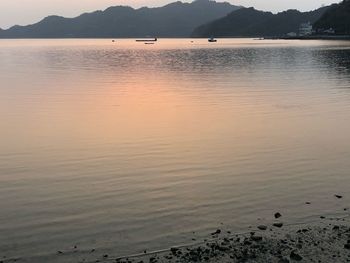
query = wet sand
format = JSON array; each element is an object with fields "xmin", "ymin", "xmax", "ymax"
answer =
[
  {"xmin": 2, "ymin": 202, "xmax": 350, "ymax": 263},
  {"xmin": 2, "ymin": 219, "xmax": 350, "ymax": 263}
]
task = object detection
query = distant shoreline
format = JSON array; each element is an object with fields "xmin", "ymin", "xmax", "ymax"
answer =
[
  {"xmin": 0, "ymin": 36, "xmax": 350, "ymax": 40},
  {"xmin": 277, "ymin": 35, "xmax": 350, "ymax": 40}
]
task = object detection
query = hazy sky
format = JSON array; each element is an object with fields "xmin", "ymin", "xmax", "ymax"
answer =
[{"xmin": 0, "ymin": 0, "xmax": 339, "ymax": 29}]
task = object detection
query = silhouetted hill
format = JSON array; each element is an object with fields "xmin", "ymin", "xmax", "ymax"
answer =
[
  {"xmin": 191, "ymin": 6, "xmax": 329, "ymax": 37},
  {"xmin": 314, "ymin": 0, "xmax": 350, "ymax": 34},
  {"xmin": 0, "ymin": 0, "xmax": 240, "ymax": 38}
]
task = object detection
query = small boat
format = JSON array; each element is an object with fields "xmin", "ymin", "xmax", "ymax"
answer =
[
  {"xmin": 208, "ymin": 37, "xmax": 217, "ymax": 42},
  {"xmin": 136, "ymin": 38, "xmax": 158, "ymax": 42}
]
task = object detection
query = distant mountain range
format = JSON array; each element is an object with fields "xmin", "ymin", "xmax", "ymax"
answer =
[
  {"xmin": 191, "ymin": 6, "xmax": 329, "ymax": 38},
  {"xmin": 0, "ymin": 0, "xmax": 240, "ymax": 38},
  {"xmin": 314, "ymin": 0, "xmax": 350, "ymax": 35},
  {"xmin": 2, "ymin": 0, "xmax": 347, "ymax": 39}
]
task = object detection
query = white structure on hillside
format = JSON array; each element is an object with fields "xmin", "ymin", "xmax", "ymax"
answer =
[
  {"xmin": 324, "ymin": 28, "xmax": 335, "ymax": 34},
  {"xmin": 287, "ymin": 32, "xmax": 297, "ymax": 37},
  {"xmin": 299, "ymin": 22, "xmax": 313, "ymax": 36}
]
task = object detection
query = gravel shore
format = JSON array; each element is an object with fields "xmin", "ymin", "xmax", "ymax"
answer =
[
  {"xmin": 113, "ymin": 216, "xmax": 350, "ymax": 263},
  {"xmin": 2, "ymin": 208, "xmax": 350, "ymax": 263}
]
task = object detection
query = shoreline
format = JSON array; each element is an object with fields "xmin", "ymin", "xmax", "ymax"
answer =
[
  {"xmin": 112, "ymin": 216, "xmax": 350, "ymax": 263},
  {"xmin": 1, "ymin": 203, "xmax": 350, "ymax": 262}
]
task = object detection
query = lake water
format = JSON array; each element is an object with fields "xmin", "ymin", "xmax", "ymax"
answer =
[{"xmin": 1, "ymin": 39, "xmax": 350, "ymax": 262}]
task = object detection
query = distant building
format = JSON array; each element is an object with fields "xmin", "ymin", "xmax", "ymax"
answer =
[
  {"xmin": 299, "ymin": 22, "xmax": 313, "ymax": 36},
  {"xmin": 287, "ymin": 32, "xmax": 297, "ymax": 37},
  {"xmin": 324, "ymin": 28, "xmax": 335, "ymax": 34}
]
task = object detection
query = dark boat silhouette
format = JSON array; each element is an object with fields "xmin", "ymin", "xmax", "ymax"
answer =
[
  {"xmin": 208, "ymin": 37, "xmax": 217, "ymax": 42},
  {"xmin": 136, "ymin": 38, "xmax": 158, "ymax": 42}
]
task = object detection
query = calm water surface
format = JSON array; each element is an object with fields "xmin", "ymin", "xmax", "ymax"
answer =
[{"xmin": 1, "ymin": 39, "xmax": 350, "ymax": 262}]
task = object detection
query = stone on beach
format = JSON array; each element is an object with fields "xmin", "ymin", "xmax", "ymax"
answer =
[
  {"xmin": 211, "ymin": 229, "xmax": 221, "ymax": 235},
  {"xmin": 274, "ymin": 212, "xmax": 282, "ymax": 219},
  {"xmin": 257, "ymin": 225, "xmax": 267, "ymax": 230},
  {"xmin": 251, "ymin": 235, "xmax": 263, "ymax": 241},
  {"xmin": 170, "ymin": 247, "xmax": 180, "ymax": 255},
  {"xmin": 273, "ymin": 222, "xmax": 284, "ymax": 228},
  {"xmin": 290, "ymin": 250, "xmax": 303, "ymax": 261}
]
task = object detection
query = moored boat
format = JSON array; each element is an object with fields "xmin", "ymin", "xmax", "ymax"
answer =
[{"xmin": 136, "ymin": 38, "xmax": 158, "ymax": 42}]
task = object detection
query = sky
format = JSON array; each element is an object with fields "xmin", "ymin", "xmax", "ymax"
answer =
[{"xmin": 0, "ymin": 0, "xmax": 340, "ymax": 29}]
